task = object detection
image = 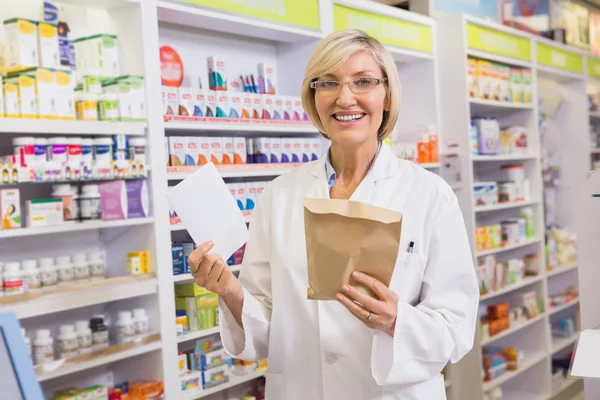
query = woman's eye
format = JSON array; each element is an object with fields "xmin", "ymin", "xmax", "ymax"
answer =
[
  {"xmin": 321, "ymin": 81, "xmax": 338, "ymax": 88},
  {"xmin": 354, "ymin": 78, "xmax": 373, "ymax": 87}
]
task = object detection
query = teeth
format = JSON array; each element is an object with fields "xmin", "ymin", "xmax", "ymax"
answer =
[{"xmin": 334, "ymin": 114, "xmax": 363, "ymax": 121}]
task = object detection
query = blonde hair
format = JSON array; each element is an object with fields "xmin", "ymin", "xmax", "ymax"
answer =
[{"xmin": 301, "ymin": 29, "xmax": 402, "ymax": 140}]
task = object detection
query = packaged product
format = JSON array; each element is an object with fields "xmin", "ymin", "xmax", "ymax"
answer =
[
  {"xmin": 477, "ymin": 60, "xmax": 491, "ymax": 99},
  {"xmin": 3, "ymin": 19, "xmax": 39, "ymax": 72},
  {"xmin": 466, "ymin": 58, "xmax": 478, "ymax": 98}
]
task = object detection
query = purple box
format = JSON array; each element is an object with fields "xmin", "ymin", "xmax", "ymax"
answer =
[
  {"xmin": 126, "ymin": 180, "xmax": 150, "ymax": 218},
  {"xmin": 99, "ymin": 180, "xmax": 127, "ymax": 221}
]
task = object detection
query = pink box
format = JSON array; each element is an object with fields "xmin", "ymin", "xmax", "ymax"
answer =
[{"xmin": 99, "ymin": 180, "xmax": 127, "ymax": 221}]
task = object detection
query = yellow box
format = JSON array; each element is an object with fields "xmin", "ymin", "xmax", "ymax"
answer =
[
  {"xmin": 4, "ymin": 19, "xmax": 39, "ymax": 73},
  {"xmin": 4, "ymin": 77, "xmax": 20, "ymax": 118},
  {"xmin": 477, "ymin": 60, "xmax": 491, "ymax": 100},
  {"xmin": 0, "ymin": 76, "xmax": 4, "ymax": 118},
  {"xmin": 22, "ymin": 67, "xmax": 57, "ymax": 119},
  {"xmin": 127, "ymin": 251, "xmax": 150, "ymax": 274},
  {"xmin": 38, "ymin": 22, "xmax": 59, "ymax": 69},
  {"xmin": 55, "ymin": 69, "xmax": 76, "ymax": 120},
  {"xmin": 6, "ymin": 72, "xmax": 38, "ymax": 118}
]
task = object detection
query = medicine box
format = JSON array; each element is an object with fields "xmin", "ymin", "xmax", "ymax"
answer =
[
  {"xmin": 127, "ymin": 250, "xmax": 150, "ymax": 274},
  {"xmin": 258, "ymin": 63, "xmax": 276, "ymax": 94},
  {"xmin": 26, "ymin": 198, "xmax": 63, "ymax": 227},
  {"xmin": 250, "ymin": 93, "xmax": 261, "ymax": 119},
  {"xmin": 115, "ymin": 75, "xmax": 146, "ymax": 120},
  {"xmin": 281, "ymin": 138, "xmax": 293, "ymax": 163},
  {"xmin": 169, "ymin": 136, "xmax": 185, "ymax": 167},
  {"xmin": 209, "ymin": 137, "xmax": 223, "ymax": 164},
  {"xmin": 310, "ymin": 138, "xmax": 321, "ymax": 161},
  {"xmin": 198, "ymin": 137, "xmax": 210, "ymax": 165},
  {"xmin": 216, "ymin": 92, "xmax": 231, "ymax": 118},
  {"xmin": 270, "ymin": 137, "xmax": 282, "ymax": 163},
  {"xmin": 254, "ymin": 138, "xmax": 270, "ymax": 164},
  {"xmin": 283, "ymin": 96, "xmax": 294, "ymax": 120},
  {"xmin": 233, "ymin": 183, "xmax": 245, "ymax": 211},
  {"xmin": 199, "ymin": 348, "xmax": 228, "ymax": 370},
  {"xmin": 99, "ymin": 180, "xmax": 127, "ymax": 221},
  {"xmin": 291, "ymin": 138, "xmax": 303, "ymax": 163},
  {"xmin": 193, "ymin": 89, "xmax": 207, "ymax": 117},
  {"xmin": 80, "ymin": 34, "xmax": 120, "ymax": 77},
  {"xmin": 302, "ymin": 139, "xmax": 312, "ymax": 162},
  {"xmin": 10, "ymin": 71, "xmax": 38, "ymax": 118},
  {"xmin": 3, "ymin": 77, "xmax": 19, "ymax": 118},
  {"xmin": 241, "ymin": 92, "xmax": 252, "ymax": 119},
  {"xmin": 230, "ymin": 92, "xmax": 242, "ymax": 119},
  {"xmin": 233, "ymin": 137, "xmax": 246, "ymax": 164},
  {"xmin": 37, "ymin": 22, "xmax": 59, "ymax": 69},
  {"xmin": 55, "ymin": 70, "xmax": 76, "ymax": 120},
  {"xmin": 206, "ymin": 91, "xmax": 217, "ymax": 118},
  {"xmin": 222, "ymin": 137, "xmax": 234, "ymax": 164},
  {"xmin": 26, "ymin": 68, "xmax": 57, "ymax": 119},
  {"xmin": 260, "ymin": 95, "xmax": 273, "ymax": 119},
  {"xmin": 175, "ymin": 282, "xmax": 210, "ymax": 297},
  {"xmin": 184, "ymin": 137, "xmax": 199, "ymax": 166},
  {"xmin": 172, "ymin": 243, "xmax": 184, "ymax": 275},
  {"xmin": 103, "ymin": 80, "xmax": 132, "ymax": 121},
  {"xmin": 0, "ymin": 188, "xmax": 21, "ymax": 229},
  {"xmin": 126, "ymin": 180, "xmax": 150, "ymax": 218},
  {"xmin": 162, "ymin": 86, "xmax": 178, "ymax": 116},
  {"xmin": 201, "ymin": 365, "xmax": 229, "ymax": 389},
  {"xmin": 245, "ymin": 182, "xmax": 258, "ymax": 210},
  {"xmin": 272, "ymin": 96, "xmax": 283, "ymax": 120},
  {"xmin": 82, "ymin": 76, "xmax": 103, "ymax": 94},
  {"xmin": 473, "ymin": 118, "xmax": 499, "ymax": 155},
  {"xmin": 208, "ymin": 56, "xmax": 227, "ymax": 91},
  {"xmin": 0, "ymin": 76, "xmax": 3, "ymax": 117},
  {"xmin": 293, "ymin": 98, "xmax": 305, "ymax": 121},
  {"xmin": 178, "ymin": 87, "xmax": 193, "ymax": 117},
  {"xmin": 4, "ymin": 19, "xmax": 39, "ymax": 72}
]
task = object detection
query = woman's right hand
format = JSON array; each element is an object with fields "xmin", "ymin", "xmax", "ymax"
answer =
[{"xmin": 188, "ymin": 241, "xmax": 242, "ymax": 298}]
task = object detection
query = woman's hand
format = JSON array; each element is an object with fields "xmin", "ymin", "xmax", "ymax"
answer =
[
  {"xmin": 188, "ymin": 241, "xmax": 242, "ymax": 298},
  {"xmin": 336, "ymin": 271, "xmax": 398, "ymax": 337}
]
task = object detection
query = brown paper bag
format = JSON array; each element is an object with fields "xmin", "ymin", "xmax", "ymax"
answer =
[{"xmin": 303, "ymin": 198, "xmax": 403, "ymax": 300}]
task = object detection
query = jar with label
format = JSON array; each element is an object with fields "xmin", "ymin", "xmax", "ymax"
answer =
[
  {"xmin": 48, "ymin": 137, "xmax": 67, "ymax": 164},
  {"xmin": 13, "ymin": 137, "xmax": 35, "ymax": 167},
  {"xmin": 129, "ymin": 138, "xmax": 146, "ymax": 164},
  {"xmin": 87, "ymin": 250, "xmax": 105, "ymax": 280},
  {"xmin": 81, "ymin": 184, "xmax": 101, "ymax": 221},
  {"xmin": 498, "ymin": 181, "xmax": 517, "ymax": 203},
  {"xmin": 3, "ymin": 262, "xmax": 23, "ymax": 296},
  {"xmin": 56, "ymin": 255, "xmax": 74, "ymax": 285},
  {"xmin": 75, "ymin": 320, "xmax": 93, "ymax": 354},
  {"xmin": 93, "ymin": 138, "xmax": 113, "ymax": 167},
  {"xmin": 72, "ymin": 253, "xmax": 90, "ymax": 282},
  {"xmin": 133, "ymin": 308, "xmax": 150, "ymax": 338},
  {"xmin": 115, "ymin": 311, "xmax": 136, "ymax": 344},
  {"xmin": 66, "ymin": 137, "xmax": 82, "ymax": 180},
  {"xmin": 75, "ymin": 93, "xmax": 98, "ymax": 121},
  {"xmin": 39, "ymin": 257, "xmax": 58, "ymax": 288},
  {"xmin": 98, "ymin": 93, "xmax": 119, "ymax": 121},
  {"xmin": 22, "ymin": 259, "xmax": 41, "ymax": 291},
  {"xmin": 90, "ymin": 317, "xmax": 109, "ymax": 350},
  {"xmin": 52, "ymin": 184, "xmax": 75, "ymax": 222},
  {"xmin": 501, "ymin": 219, "xmax": 521, "ymax": 245},
  {"xmin": 33, "ymin": 329, "xmax": 54, "ymax": 365},
  {"xmin": 22, "ymin": 328, "xmax": 32, "ymax": 356},
  {"xmin": 501, "ymin": 164, "xmax": 525, "ymax": 183},
  {"xmin": 58, "ymin": 324, "xmax": 79, "ymax": 359},
  {"xmin": 81, "ymin": 138, "xmax": 94, "ymax": 179}
]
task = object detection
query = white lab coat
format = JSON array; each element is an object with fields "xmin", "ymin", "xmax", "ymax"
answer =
[{"xmin": 219, "ymin": 144, "xmax": 479, "ymax": 400}]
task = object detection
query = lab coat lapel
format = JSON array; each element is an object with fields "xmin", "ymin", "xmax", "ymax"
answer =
[
  {"xmin": 306, "ymin": 156, "xmax": 330, "ymax": 199},
  {"xmin": 349, "ymin": 143, "xmax": 401, "ymax": 205}
]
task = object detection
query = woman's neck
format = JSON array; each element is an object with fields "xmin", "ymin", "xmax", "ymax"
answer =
[{"xmin": 330, "ymin": 140, "xmax": 379, "ymax": 186}]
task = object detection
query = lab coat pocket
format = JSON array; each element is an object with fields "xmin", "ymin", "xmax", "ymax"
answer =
[
  {"xmin": 265, "ymin": 372, "xmax": 285, "ymax": 400},
  {"xmin": 391, "ymin": 250, "xmax": 425, "ymax": 305}
]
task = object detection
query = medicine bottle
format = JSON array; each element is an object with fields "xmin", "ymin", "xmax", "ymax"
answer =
[
  {"xmin": 3, "ymin": 262, "xmax": 24, "ymax": 296},
  {"xmin": 58, "ymin": 324, "xmax": 79, "ymax": 359},
  {"xmin": 87, "ymin": 250, "xmax": 105, "ymax": 280},
  {"xmin": 133, "ymin": 308, "xmax": 150, "ymax": 338},
  {"xmin": 71, "ymin": 185, "xmax": 80, "ymax": 222},
  {"xmin": 33, "ymin": 329, "xmax": 54, "ymax": 365},
  {"xmin": 75, "ymin": 320, "xmax": 93, "ymax": 354},
  {"xmin": 39, "ymin": 257, "xmax": 58, "ymax": 288},
  {"xmin": 13, "ymin": 137, "xmax": 35, "ymax": 167},
  {"xmin": 21, "ymin": 328, "xmax": 31, "ymax": 356},
  {"xmin": 115, "ymin": 311, "xmax": 136, "ymax": 344},
  {"xmin": 72, "ymin": 253, "xmax": 90, "ymax": 282},
  {"xmin": 52, "ymin": 184, "xmax": 75, "ymax": 222},
  {"xmin": 129, "ymin": 137, "xmax": 146, "ymax": 164},
  {"xmin": 21, "ymin": 259, "xmax": 41, "ymax": 291},
  {"xmin": 81, "ymin": 184, "xmax": 101, "ymax": 221},
  {"xmin": 56, "ymin": 255, "xmax": 74, "ymax": 285},
  {"xmin": 48, "ymin": 137, "xmax": 68, "ymax": 164},
  {"xmin": 81, "ymin": 138, "xmax": 94, "ymax": 179},
  {"xmin": 90, "ymin": 317, "xmax": 109, "ymax": 350},
  {"xmin": 34, "ymin": 137, "xmax": 48, "ymax": 166}
]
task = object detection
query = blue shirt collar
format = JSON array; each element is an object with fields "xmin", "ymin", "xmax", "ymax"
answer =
[{"xmin": 325, "ymin": 141, "xmax": 382, "ymax": 189}]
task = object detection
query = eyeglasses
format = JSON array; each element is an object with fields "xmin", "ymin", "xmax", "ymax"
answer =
[{"xmin": 310, "ymin": 77, "xmax": 388, "ymax": 94}]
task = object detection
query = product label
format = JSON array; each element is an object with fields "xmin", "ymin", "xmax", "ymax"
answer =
[
  {"xmin": 3, "ymin": 279, "xmax": 24, "ymax": 295},
  {"xmin": 117, "ymin": 324, "xmax": 136, "ymax": 343},
  {"xmin": 59, "ymin": 337, "xmax": 78, "ymax": 354},
  {"xmin": 57, "ymin": 267, "xmax": 74, "ymax": 284},
  {"xmin": 135, "ymin": 320, "xmax": 149, "ymax": 336},
  {"xmin": 92, "ymin": 330, "xmax": 108, "ymax": 347},
  {"xmin": 466, "ymin": 23, "xmax": 531, "ymax": 61},
  {"xmin": 41, "ymin": 270, "xmax": 58, "ymax": 287},
  {"xmin": 333, "ymin": 5, "xmax": 432, "ymax": 53},
  {"xmin": 74, "ymin": 265, "xmax": 90, "ymax": 280},
  {"xmin": 81, "ymin": 198, "xmax": 101, "ymax": 220},
  {"xmin": 536, "ymin": 42, "xmax": 583, "ymax": 74},
  {"xmin": 34, "ymin": 343, "xmax": 53, "ymax": 365},
  {"xmin": 26, "ymin": 273, "xmax": 41, "ymax": 290},
  {"xmin": 90, "ymin": 262, "xmax": 105, "ymax": 278},
  {"xmin": 589, "ymin": 57, "xmax": 600, "ymax": 79},
  {"xmin": 78, "ymin": 334, "xmax": 92, "ymax": 352}
]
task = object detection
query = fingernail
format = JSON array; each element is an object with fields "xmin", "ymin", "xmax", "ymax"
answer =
[
  {"xmin": 342, "ymin": 285, "xmax": 350, "ymax": 292},
  {"xmin": 336, "ymin": 293, "xmax": 345, "ymax": 301},
  {"xmin": 353, "ymin": 271, "xmax": 360, "ymax": 278},
  {"xmin": 208, "ymin": 241, "xmax": 215, "ymax": 248}
]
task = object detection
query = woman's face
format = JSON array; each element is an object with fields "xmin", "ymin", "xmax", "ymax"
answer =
[{"xmin": 314, "ymin": 51, "xmax": 389, "ymax": 146}]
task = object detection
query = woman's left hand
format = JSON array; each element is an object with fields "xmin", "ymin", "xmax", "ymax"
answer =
[{"xmin": 336, "ymin": 271, "xmax": 398, "ymax": 337}]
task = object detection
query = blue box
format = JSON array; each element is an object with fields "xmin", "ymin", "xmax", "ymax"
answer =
[{"xmin": 172, "ymin": 243, "xmax": 184, "ymax": 275}]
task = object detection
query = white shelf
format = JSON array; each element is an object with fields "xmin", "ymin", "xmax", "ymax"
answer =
[
  {"xmin": 548, "ymin": 298, "xmax": 580, "ymax": 316},
  {"xmin": 537, "ymin": 65, "xmax": 585, "ymax": 82},
  {"xmin": 182, "ymin": 370, "xmax": 267, "ymax": 400},
  {"xmin": 0, "ymin": 119, "xmax": 146, "ymax": 136},
  {"xmin": 551, "ymin": 335, "xmax": 578, "ymax": 355},
  {"xmin": 167, "ymin": 164, "xmax": 301, "ymax": 180},
  {"xmin": 0, "ymin": 218, "xmax": 155, "ymax": 239},
  {"xmin": 177, "ymin": 327, "xmax": 220, "ymax": 344},
  {"xmin": 469, "ymin": 97, "xmax": 535, "ymax": 111},
  {"xmin": 472, "ymin": 154, "xmax": 539, "ymax": 162},
  {"xmin": 480, "ymin": 275, "xmax": 544, "ymax": 302},
  {"xmin": 164, "ymin": 119, "xmax": 319, "ymax": 134},
  {"xmin": 0, "ymin": 275, "xmax": 158, "ymax": 320},
  {"xmin": 482, "ymin": 352, "xmax": 547, "ymax": 392},
  {"xmin": 549, "ymin": 378, "xmax": 580, "ymax": 398},
  {"xmin": 476, "ymin": 237, "xmax": 542, "ymax": 257},
  {"xmin": 481, "ymin": 313, "xmax": 545, "ymax": 346},
  {"xmin": 157, "ymin": 0, "xmax": 322, "ymax": 43},
  {"xmin": 547, "ymin": 264, "xmax": 578, "ymax": 278},
  {"xmin": 474, "ymin": 199, "xmax": 539, "ymax": 213},
  {"xmin": 37, "ymin": 341, "xmax": 162, "ymax": 382},
  {"xmin": 174, "ymin": 266, "xmax": 240, "ymax": 283},
  {"xmin": 466, "ymin": 49, "xmax": 533, "ymax": 69}
]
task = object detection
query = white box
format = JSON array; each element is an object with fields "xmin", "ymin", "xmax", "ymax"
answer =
[
  {"xmin": 272, "ymin": 96, "xmax": 284, "ymax": 120},
  {"xmin": 116, "ymin": 76, "xmax": 146, "ymax": 120},
  {"xmin": 250, "ymin": 93, "xmax": 261, "ymax": 119},
  {"xmin": 198, "ymin": 137, "xmax": 210, "ymax": 165},
  {"xmin": 26, "ymin": 198, "xmax": 63, "ymax": 227},
  {"xmin": 310, "ymin": 138, "xmax": 321, "ymax": 161},
  {"xmin": 270, "ymin": 137, "xmax": 282, "ymax": 163},
  {"xmin": 222, "ymin": 137, "xmax": 234, "ymax": 164},
  {"xmin": 37, "ymin": 22, "xmax": 60, "ymax": 68},
  {"xmin": 177, "ymin": 87, "xmax": 193, "ymax": 117},
  {"xmin": 168, "ymin": 136, "xmax": 185, "ymax": 166},
  {"xmin": 209, "ymin": 137, "xmax": 223, "ymax": 164},
  {"xmin": 241, "ymin": 92, "xmax": 252, "ymax": 119},
  {"xmin": 31, "ymin": 68, "xmax": 57, "ymax": 119},
  {"xmin": 216, "ymin": 92, "xmax": 231, "ymax": 118},
  {"xmin": 233, "ymin": 137, "xmax": 246, "ymax": 164},
  {"xmin": 103, "ymin": 80, "xmax": 131, "ymax": 120},
  {"xmin": 260, "ymin": 95, "xmax": 274, "ymax": 120},
  {"xmin": 184, "ymin": 137, "xmax": 199, "ymax": 166},
  {"xmin": 55, "ymin": 70, "xmax": 75, "ymax": 120},
  {"xmin": 162, "ymin": 86, "xmax": 178, "ymax": 116},
  {"xmin": 0, "ymin": 76, "xmax": 3, "ymax": 117},
  {"xmin": 86, "ymin": 34, "xmax": 120, "ymax": 77},
  {"xmin": 230, "ymin": 92, "xmax": 243, "ymax": 119},
  {"xmin": 232, "ymin": 182, "xmax": 245, "ymax": 211},
  {"xmin": 16, "ymin": 72, "xmax": 38, "ymax": 118},
  {"xmin": 254, "ymin": 138, "xmax": 270, "ymax": 164},
  {"xmin": 4, "ymin": 18, "xmax": 39, "ymax": 72},
  {"xmin": 3, "ymin": 77, "xmax": 19, "ymax": 118},
  {"xmin": 257, "ymin": 62, "xmax": 276, "ymax": 94},
  {"xmin": 206, "ymin": 91, "xmax": 217, "ymax": 118},
  {"xmin": 283, "ymin": 96, "xmax": 294, "ymax": 120},
  {"xmin": 291, "ymin": 138, "xmax": 303, "ymax": 163},
  {"xmin": 245, "ymin": 182, "xmax": 258, "ymax": 210},
  {"xmin": 193, "ymin": 88, "xmax": 207, "ymax": 117},
  {"xmin": 281, "ymin": 138, "xmax": 293, "ymax": 163},
  {"xmin": 302, "ymin": 139, "xmax": 311, "ymax": 162}
]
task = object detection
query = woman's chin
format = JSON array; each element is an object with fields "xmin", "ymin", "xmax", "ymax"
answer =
[{"xmin": 327, "ymin": 130, "xmax": 373, "ymax": 146}]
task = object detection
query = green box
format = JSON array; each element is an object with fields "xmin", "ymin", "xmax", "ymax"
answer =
[{"xmin": 175, "ymin": 282, "xmax": 211, "ymax": 297}]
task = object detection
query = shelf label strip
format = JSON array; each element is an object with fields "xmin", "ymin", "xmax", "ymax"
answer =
[
  {"xmin": 333, "ymin": 5, "xmax": 432, "ymax": 53},
  {"xmin": 466, "ymin": 23, "xmax": 531, "ymax": 62},
  {"xmin": 536, "ymin": 42, "xmax": 583, "ymax": 74}
]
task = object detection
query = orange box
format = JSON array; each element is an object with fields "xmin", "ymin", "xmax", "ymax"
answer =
[
  {"xmin": 487, "ymin": 302, "xmax": 510, "ymax": 319},
  {"xmin": 429, "ymin": 135, "xmax": 438, "ymax": 163},
  {"xmin": 417, "ymin": 142, "xmax": 430, "ymax": 164},
  {"xmin": 489, "ymin": 316, "xmax": 510, "ymax": 336}
]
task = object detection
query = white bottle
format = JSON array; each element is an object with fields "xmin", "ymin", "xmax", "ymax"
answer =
[
  {"xmin": 80, "ymin": 184, "xmax": 101, "ymax": 221},
  {"xmin": 74, "ymin": 320, "xmax": 93, "ymax": 354},
  {"xmin": 21, "ymin": 328, "xmax": 32, "ymax": 357},
  {"xmin": 132, "ymin": 308, "xmax": 150, "ymax": 338},
  {"xmin": 115, "ymin": 311, "xmax": 136, "ymax": 344},
  {"xmin": 55, "ymin": 255, "xmax": 74, "ymax": 285},
  {"xmin": 57, "ymin": 324, "xmax": 79, "ymax": 359},
  {"xmin": 39, "ymin": 257, "xmax": 58, "ymax": 288},
  {"xmin": 72, "ymin": 253, "xmax": 90, "ymax": 282},
  {"xmin": 3, "ymin": 262, "xmax": 24, "ymax": 296},
  {"xmin": 21, "ymin": 259, "xmax": 41, "ymax": 291},
  {"xmin": 87, "ymin": 251, "xmax": 105, "ymax": 280},
  {"xmin": 33, "ymin": 329, "xmax": 54, "ymax": 365}
]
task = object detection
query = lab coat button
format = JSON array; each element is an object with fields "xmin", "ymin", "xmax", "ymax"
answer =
[{"xmin": 325, "ymin": 354, "xmax": 337, "ymax": 364}]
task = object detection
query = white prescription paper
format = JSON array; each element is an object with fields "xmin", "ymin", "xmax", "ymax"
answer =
[
  {"xmin": 570, "ymin": 330, "xmax": 600, "ymax": 378},
  {"xmin": 166, "ymin": 162, "xmax": 248, "ymax": 261}
]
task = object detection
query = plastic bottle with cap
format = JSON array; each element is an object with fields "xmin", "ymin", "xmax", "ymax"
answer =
[
  {"xmin": 39, "ymin": 257, "xmax": 57, "ymax": 288},
  {"xmin": 80, "ymin": 184, "xmax": 101, "ymax": 221},
  {"xmin": 57, "ymin": 324, "xmax": 79, "ymax": 359},
  {"xmin": 115, "ymin": 311, "xmax": 136, "ymax": 344},
  {"xmin": 55, "ymin": 255, "xmax": 74, "ymax": 285},
  {"xmin": 13, "ymin": 137, "xmax": 35, "ymax": 167},
  {"xmin": 72, "ymin": 253, "xmax": 90, "ymax": 282},
  {"xmin": 132, "ymin": 308, "xmax": 150, "ymax": 338},
  {"xmin": 89, "ymin": 316, "xmax": 109, "ymax": 350},
  {"xmin": 21, "ymin": 259, "xmax": 41, "ymax": 291},
  {"xmin": 3, "ymin": 262, "xmax": 23, "ymax": 296},
  {"xmin": 87, "ymin": 250, "xmax": 105, "ymax": 280},
  {"xmin": 75, "ymin": 320, "xmax": 93, "ymax": 354},
  {"xmin": 51, "ymin": 184, "xmax": 75, "ymax": 222},
  {"xmin": 21, "ymin": 328, "xmax": 31, "ymax": 356},
  {"xmin": 33, "ymin": 329, "xmax": 54, "ymax": 365}
]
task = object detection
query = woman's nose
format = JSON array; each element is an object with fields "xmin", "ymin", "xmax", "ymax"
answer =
[{"xmin": 336, "ymin": 84, "xmax": 357, "ymax": 107}]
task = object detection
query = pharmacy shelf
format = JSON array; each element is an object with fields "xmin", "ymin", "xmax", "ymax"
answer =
[
  {"xmin": 182, "ymin": 369, "xmax": 267, "ymax": 400},
  {"xmin": 466, "ymin": 49, "xmax": 533, "ymax": 69},
  {"xmin": 173, "ymin": 266, "xmax": 240, "ymax": 283},
  {"xmin": 548, "ymin": 298, "xmax": 580, "ymax": 316},
  {"xmin": 177, "ymin": 327, "xmax": 220, "ymax": 344},
  {"xmin": 590, "ymin": 111, "xmax": 600, "ymax": 119},
  {"xmin": 537, "ymin": 65, "xmax": 585, "ymax": 83},
  {"xmin": 547, "ymin": 264, "xmax": 578, "ymax": 278},
  {"xmin": 482, "ymin": 351, "xmax": 547, "ymax": 393},
  {"xmin": 167, "ymin": 164, "xmax": 301, "ymax": 180},
  {"xmin": 0, "ymin": 176, "xmax": 149, "ymax": 187},
  {"xmin": 0, "ymin": 119, "xmax": 147, "ymax": 136},
  {"xmin": 481, "ymin": 313, "xmax": 546, "ymax": 346},
  {"xmin": 551, "ymin": 335, "xmax": 578, "ymax": 355},
  {"xmin": 475, "ymin": 237, "xmax": 542, "ymax": 257},
  {"xmin": 0, "ymin": 275, "xmax": 158, "ymax": 320},
  {"xmin": 469, "ymin": 97, "xmax": 535, "ymax": 112},
  {"xmin": 479, "ymin": 275, "xmax": 544, "ymax": 302},
  {"xmin": 37, "ymin": 340, "xmax": 162, "ymax": 382},
  {"xmin": 471, "ymin": 154, "xmax": 539, "ymax": 162},
  {"xmin": 474, "ymin": 199, "xmax": 540, "ymax": 213},
  {"xmin": 163, "ymin": 118, "xmax": 319, "ymax": 134},
  {"xmin": 157, "ymin": 0, "xmax": 322, "ymax": 43},
  {"xmin": 549, "ymin": 378, "xmax": 579, "ymax": 398},
  {"xmin": 0, "ymin": 217, "xmax": 155, "ymax": 239}
]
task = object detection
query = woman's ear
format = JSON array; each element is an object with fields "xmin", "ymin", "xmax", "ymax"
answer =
[{"xmin": 384, "ymin": 94, "xmax": 391, "ymax": 112}]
